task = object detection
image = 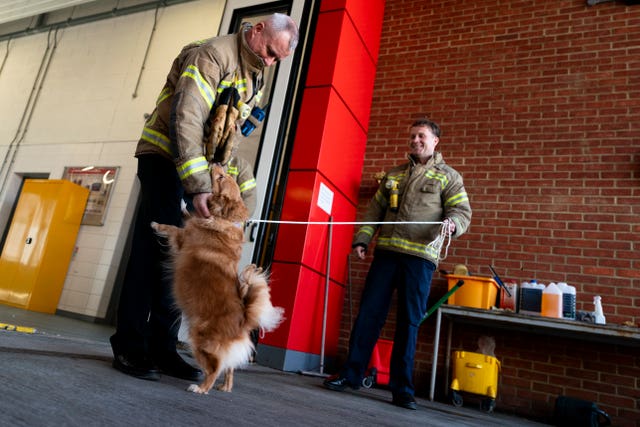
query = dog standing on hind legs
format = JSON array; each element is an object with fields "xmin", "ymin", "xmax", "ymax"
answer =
[{"xmin": 151, "ymin": 164, "xmax": 283, "ymax": 394}]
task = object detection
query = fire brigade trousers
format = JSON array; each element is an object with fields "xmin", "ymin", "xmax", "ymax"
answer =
[
  {"xmin": 340, "ymin": 249, "xmax": 435, "ymax": 396},
  {"xmin": 110, "ymin": 154, "xmax": 184, "ymax": 358}
]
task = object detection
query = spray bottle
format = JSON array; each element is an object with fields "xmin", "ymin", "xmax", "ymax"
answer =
[{"xmin": 593, "ymin": 296, "xmax": 606, "ymax": 325}]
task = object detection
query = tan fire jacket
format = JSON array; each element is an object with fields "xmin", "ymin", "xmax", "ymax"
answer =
[
  {"xmin": 135, "ymin": 25, "xmax": 265, "ymax": 195},
  {"xmin": 353, "ymin": 152, "xmax": 472, "ymax": 265}
]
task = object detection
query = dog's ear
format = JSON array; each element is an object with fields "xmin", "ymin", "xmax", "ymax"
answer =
[{"xmin": 224, "ymin": 176, "xmax": 248, "ymax": 221}]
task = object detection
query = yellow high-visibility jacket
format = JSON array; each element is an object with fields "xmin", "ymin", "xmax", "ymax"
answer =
[
  {"xmin": 136, "ymin": 25, "xmax": 264, "ymax": 195},
  {"xmin": 353, "ymin": 152, "xmax": 472, "ymax": 265}
]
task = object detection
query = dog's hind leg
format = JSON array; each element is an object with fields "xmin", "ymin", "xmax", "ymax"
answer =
[
  {"xmin": 187, "ymin": 359, "xmax": 220, "ymax": 394},
  {"xmin": 187, "ymin": 344, "xmax": 222, "ymax": 394},
  {"xmin": 216, "ymin": 368, "xmax": 234, "ymax": 392}
]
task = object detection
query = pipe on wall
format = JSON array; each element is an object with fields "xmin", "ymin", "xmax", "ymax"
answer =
[
  {"xmin": 0, "ymin": 0, "xmax": 194, "ymax": 43},
  {"xmin": 0, "ymin": 28, "xmax": 59, "ymax": 194}
]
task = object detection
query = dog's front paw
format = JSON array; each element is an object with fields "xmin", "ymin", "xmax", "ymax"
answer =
[
  {"xmin": 150, "ymin": 221, "xmax": 159, "ymax": 231},
  {"xmin": 187, "ymin": 384, "xmax": 209, "ymax": 394}
]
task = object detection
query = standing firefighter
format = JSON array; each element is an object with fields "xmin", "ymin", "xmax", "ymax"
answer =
[
  {"xmin": 110, "ymin": 14, "xmax": 298, "ymax": 382},
  {"xmin": 324, "ymin": 118, "xmax": 472, "ymax": 410}
]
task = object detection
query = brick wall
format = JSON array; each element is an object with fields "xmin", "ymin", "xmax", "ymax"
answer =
[{"xmin": 342, "ymin": 0, "xmax": 640, "ymax": 423}]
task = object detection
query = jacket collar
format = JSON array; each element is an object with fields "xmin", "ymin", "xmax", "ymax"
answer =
[
  {"xmin": 408, "ymin": 152, "xmax": 443, "ymax": 168},
  {"xmin": 239, "ymin": 24, "xmax": 265, "ymax": 74}
]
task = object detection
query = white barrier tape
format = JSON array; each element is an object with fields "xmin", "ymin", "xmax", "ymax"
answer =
[{"xmin": 246, "ymin": 219, "xmax": 444, "ymax": 225}]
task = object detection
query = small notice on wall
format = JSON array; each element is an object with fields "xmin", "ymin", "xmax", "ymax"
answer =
[
  {"xmin": 317, "ymin": 182, "xmax": 334, "ymax": 216},
  {"xmin": 62, "ymin": 166, "xmax": 119, "ymax": 226}
]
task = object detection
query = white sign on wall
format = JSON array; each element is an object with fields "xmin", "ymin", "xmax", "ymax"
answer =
[{"xmin": 317, "ymin": 182, "xmax": 334, "ymax": 215}]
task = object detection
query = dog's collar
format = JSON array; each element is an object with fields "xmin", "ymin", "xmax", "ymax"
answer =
[{"xmin": 233, "ymin": 221, "xmax": 243, "ymax": 229}]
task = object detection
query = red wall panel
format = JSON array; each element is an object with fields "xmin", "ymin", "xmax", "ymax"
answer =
[
  {"xmin": 290, "ymin": 86, "xmax": 368, "ymax": 205},
  {"xmin": 306, "ymin": 10, "xmax": 378, "ymax": 130},
  {"xmin": 320, "ymin": 0, "xmax": 385, "ymax": 61}
]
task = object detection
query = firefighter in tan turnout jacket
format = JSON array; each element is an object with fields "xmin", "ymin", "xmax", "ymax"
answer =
[
  {"xmin": 324, "ymin": 118, "xmax": 472, "ymax": 411},
  {"xmin": 136, "ymin": 26, "xmax": 261, "ymax": 194},
  {"xmin": 110, "ymin": 14, "xmax": 298, "ymax": 382}
]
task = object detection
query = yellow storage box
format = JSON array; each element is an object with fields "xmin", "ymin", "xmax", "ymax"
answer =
[
  {"xmin": 446, "ymin": 274, "xmax": 499, "ymax": 309},
  {"xmin": 450, "ymin": 351, "xmax": 501, "ymax": 412}
]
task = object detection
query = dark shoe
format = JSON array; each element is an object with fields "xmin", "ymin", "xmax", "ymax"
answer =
[
  {"xmin": 112, "ymin": 353, "xmax": 160, "ymax": 381},
  {"xmin": 392, "ymin": 392, "xmax": 417, "ymax": 410},
  {"xmin": 323, "ymin": 375, "xmax": 358, "ymax": 392},
  {"xmin": 155, "ymin": 352, "xmax": 203, "ymax": 382}
]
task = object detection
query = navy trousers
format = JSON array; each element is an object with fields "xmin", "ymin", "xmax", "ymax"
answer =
[
  {"xmin": 341, "ymin": 250, "xmax": 435, "ymax": 396},
  {"xmin": 110, "ymin": 154, "xmax": 184, "ymax": 358}
]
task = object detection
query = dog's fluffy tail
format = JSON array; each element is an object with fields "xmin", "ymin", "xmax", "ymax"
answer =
[{"xmin": 239, "ymin": 265, "xmax": 284, "ymax": 332}]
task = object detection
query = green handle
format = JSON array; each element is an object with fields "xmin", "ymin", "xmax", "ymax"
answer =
[{"xmin": 419, "ymin": 279, "xmax": 464, "ymax": 325}]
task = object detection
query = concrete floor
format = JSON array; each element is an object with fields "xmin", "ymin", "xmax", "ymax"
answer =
[{"xmin": 0, "ymin": 304, "xmax": 551, "ymax": 426}]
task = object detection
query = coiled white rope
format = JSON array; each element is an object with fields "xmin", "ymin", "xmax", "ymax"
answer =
[
  {"xmin": 246, "ymin": 218, "xmax": 453, "ymax": 261},
  {"xmin": 428, "ymin": 218, "xmax": 453, "ymax": 261}
]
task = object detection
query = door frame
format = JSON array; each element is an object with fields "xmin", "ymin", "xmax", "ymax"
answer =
[{"xmin": 218, "ymin": 0, "xmax": 317, "ymax": 269}]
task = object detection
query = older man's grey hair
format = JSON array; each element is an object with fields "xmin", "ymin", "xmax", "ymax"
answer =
[{"xmin": 267, "ymin": 13, "xmax": 299, "ymax": 51}]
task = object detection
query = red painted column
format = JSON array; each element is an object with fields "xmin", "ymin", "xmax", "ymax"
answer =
[{"xmin": 257, "ymin": 0, "xmax": 385, "ymax": 372}]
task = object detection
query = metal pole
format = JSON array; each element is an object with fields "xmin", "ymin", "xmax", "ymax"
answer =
[{"xmin": 319, "ymin": 216, "xmax": 333, "ymax": 374}]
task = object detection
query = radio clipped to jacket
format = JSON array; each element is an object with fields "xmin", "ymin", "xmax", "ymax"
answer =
[
  {"xmin": 241, "ymin": 106, "xmax": 266, "ymax": 136},
  {"xmin": 385, "ymin": 179, "xmax": 399, "ymax": 212}
]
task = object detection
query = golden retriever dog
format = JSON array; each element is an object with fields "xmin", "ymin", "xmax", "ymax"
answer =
[{"xmin": 151, "ymin": 164, "xmax": 283, "ymax": 394}]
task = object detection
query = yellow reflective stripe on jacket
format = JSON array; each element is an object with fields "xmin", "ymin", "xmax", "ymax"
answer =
[
  {"xmin": 373, "ymin": 190, "xmax": 387, "ymax": 206},
  {"xmin": 141, "ymin": 127, "xmax": 173, "ymax": 156},
  {"xmin": 227, "ymin": 164, "xmax": 239, "ymax": 176},
  {"xmin": 156, "ymin": 87, "xmax": 172, "ymax": 105},
  {"xmin": 217, "ymin": 79, "xmax": 233, "ymax": 92},
  {"xmin": 182, "ymin": 65, "xmax": 215, "ymax": 109},
  {"xmin": 177, "ymin": 156, "xmax": 209, "ymax": 180},
  {"xmin": 377, "ymin": 236, "xmax": 439, "ymax": 258},
  {"xmin": 358, "ymin": 225, "xmax": 376, "ymax": 238},
  {"xmin": 387, "ymin": 171, "xmax": 405, "ymax": 182},
  {"xmin": 425, "ymin": 170, "xmax": 449, "ymax": 189},
  {"xmin": 239, "ymin": 178, "xmax": 256, "ymax": 193},
  {"xmin": 255, "ymin": 90, "xmax": 263, "ymax": 104},
  {"xmin": 445, "ymin": 191, "xmax": 469, "ymax": 207},
  {"xmin": 235, "ymin": 78, "xmax": 248, "ymax": 93}
]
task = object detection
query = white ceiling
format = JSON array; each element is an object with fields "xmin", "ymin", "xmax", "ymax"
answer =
[{"xmin": 0, "ymin": 0, "xmax": 96, "ymax": 25}]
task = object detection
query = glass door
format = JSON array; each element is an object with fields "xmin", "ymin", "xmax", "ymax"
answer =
[{"xmin": 218, "ymin": 0, "xmax": 311, "ymax": 269}]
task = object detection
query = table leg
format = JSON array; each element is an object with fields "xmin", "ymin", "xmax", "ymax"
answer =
[
  {"xmin": 443, "ymin": 320, "xmax": 453, "ymax": 397},
  {"xmin": 429, "ymin": 307, "xmax": 442, "ymax": 401}
]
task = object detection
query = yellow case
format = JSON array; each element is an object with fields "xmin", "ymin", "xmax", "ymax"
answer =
[
  {"xmin": 0, "ymin": 180, "xmax": 89, "ymax": 313},
  {"xmin": 450, "ymin": 351, "xmax": 501, "ymax": 398}
]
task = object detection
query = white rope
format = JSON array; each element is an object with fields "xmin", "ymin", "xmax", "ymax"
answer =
[
  {"xmin": 246, "ymin": 218, "xmax": 453, "ymax": 261},
  {"xmin": 246, "ymin": 219, "xmax": 443, "ymax": 226},
  {"xmin": 426, "ymin": 219, "xmax": 453, "ymax": 261}
]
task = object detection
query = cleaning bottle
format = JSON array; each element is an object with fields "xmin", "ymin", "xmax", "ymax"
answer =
[
  {"xmin": 541, "ymin": 282, "xmax": 562, "ymax": 318},
  {"xmin": 519, "ymin": 280, "xmax": 544, "ymax": 315},
  {"xmin": 594, "ymin": 296, "xmax": 606, "ymax": 325},
  {"xmin": 557, "ymin": 282, "xmax": 576, "ymax": 320}
]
